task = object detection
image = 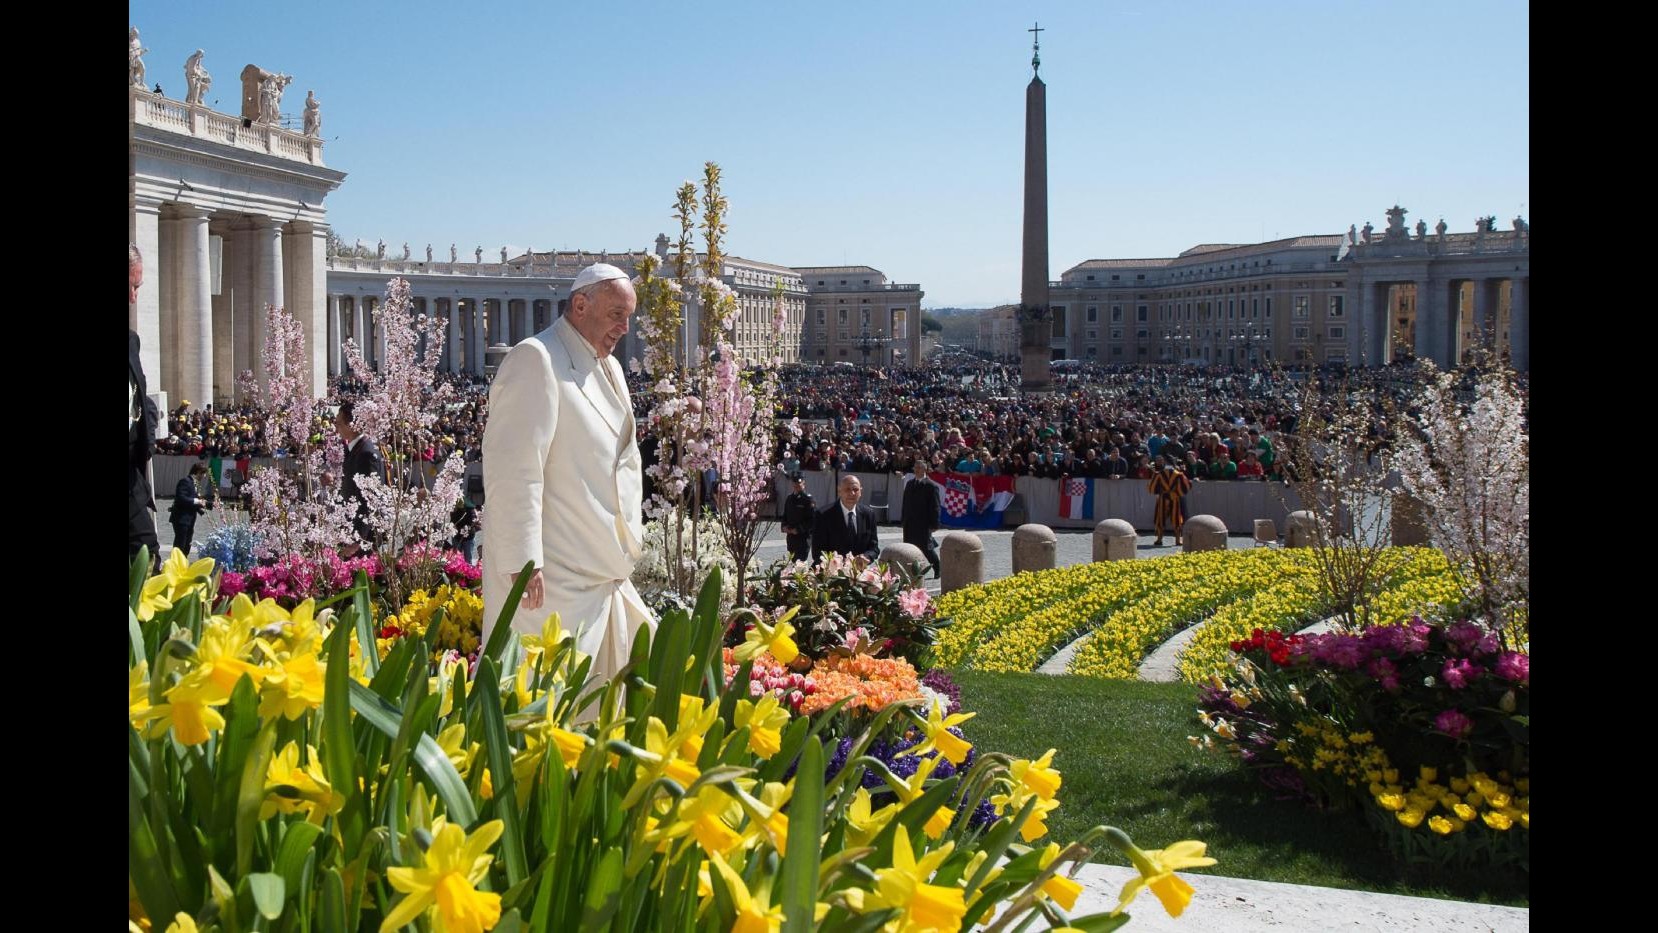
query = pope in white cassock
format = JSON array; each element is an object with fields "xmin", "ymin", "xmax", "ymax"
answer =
[{"xmin": 480, "ymin": 263, "xmax": 654, "ymax": 681}]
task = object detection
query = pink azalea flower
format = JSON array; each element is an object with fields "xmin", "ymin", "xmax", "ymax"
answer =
[
  {"xmin": 1433, "ymin": 708, "xmax": 1474, "ymax": 739},
  {"xmin": 898, "ymin": 588, "xmax": 932, "ymax": 619},
  {"xmin": 1493, "ymin": 651, "xmax": 1529, "ymax": 686}
]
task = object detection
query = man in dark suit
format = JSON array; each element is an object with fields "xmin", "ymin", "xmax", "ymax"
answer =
[
  {"xmin": 168, "ymin": 461, "xmax": 216, "ymax": 557},
  {"xmin": 335, "ymin": 399, "xmax": 385, "ymax": 551},
  {"xmin": 129, "ymin": 243, "xmax": 160, "ymax": 568},
  {"xmin": 812, "ymin": 474, "xmax": 879, "ymax": 564},
  {"xmin": 780, "ymin": 473, "xmax": 816, "ymax": 563},
  {"xmin": 900, "ymin": 459, "xmax": 942, "ymax": 578}
]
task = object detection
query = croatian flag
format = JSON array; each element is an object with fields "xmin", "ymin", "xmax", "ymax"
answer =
[
  {"xmin": 932, "ymin": 472, "xmax": 1016, "ymax": 529},
  {"xmin": 1059, "ymin": 475, "xmax": 1094, "ymax": 520}
]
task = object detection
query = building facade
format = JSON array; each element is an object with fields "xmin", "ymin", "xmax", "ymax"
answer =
[
  {"xmin": 1041, "ymin": 207, "xmax": 1529, "ymax": 370},
  {"xmin": 976, "ymin": 305, "xmax": 1019, "ymax": 360},
  {"xmin": 130, "ymin": 81, "xmax": 344, "ymax": 411},
  {"xmin": 795, "ymin": 266, "xmax": 926, "ymax": 367}
]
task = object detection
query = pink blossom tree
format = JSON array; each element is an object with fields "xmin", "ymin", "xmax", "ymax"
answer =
[
  {"xmin": 241, "ymin": 304, "xmax": 357, "ymax": 573},
  {"xmin": 1393, "ymin": 362, "xmax": 1530, "ymax": 642},
  {"xmin": 340, "ymin": 277, "xmax": 466, "ymax": 608}
]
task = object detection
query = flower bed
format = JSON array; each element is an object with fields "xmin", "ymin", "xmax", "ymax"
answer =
[
  {"xmin": 128, "ymin": 548, "xmax": 1214, "ymax": 931},
  {"xmin": 1195, "ymin": 617, "xmax": 1528, "ymax": 872},
  {"xmin": 745, "ymin": 553, "xmax": 938, "ymax": 667}
]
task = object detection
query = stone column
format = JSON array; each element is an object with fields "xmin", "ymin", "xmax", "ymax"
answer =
[
  {"xmin": 1471, "ymin": 278, "xmax": 1494, "ymax": 356},
  {"xmin": 175, "ymin": 205, "xmax": 214, "ymax": 408},
  {"xmin": 231, "ymin": 221, "xmax": 257, "ymax": 401},
  {"xmin": 374, "ymin": 298, "xmax": 389, "ymax": 369},
  {"xmin": 211, "ymin": 224, "xmax": 236, "ymax": 406},
  {"xmin": 1413, "ymin": 276, "xmax": 1443, "ymax": 366},
  {"xmin": 470, "ymin": 300, "xmax": 487, "ymax": 374},
  {"xmin": 158, "ymin": 212, "xmax": 179, "ymax": 400},
  {"xmin": 288, "ymin": 221, "xmax": 330, "ymax": 397},
  {"xmin": 447, "ymin": 301, "xmax": 463, "ymax": 373},
  {"xmin": 327, "ymin": 295, "xmax": 343, "ymax": 377},
  {"xmin": 251, "ymin": 216, "xmax": 285, "ymax": 391},
  {"xmin": 1509, "ymin": 277, "xmax": 1529, "ymax": 371}
]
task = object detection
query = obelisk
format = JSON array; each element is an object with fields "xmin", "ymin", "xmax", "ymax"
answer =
[{"xmin": 1019, "ymin": 22, "xmax": 1051, "ymax": 389}]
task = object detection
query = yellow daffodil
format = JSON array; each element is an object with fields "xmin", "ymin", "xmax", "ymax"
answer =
[
  {"xmin": 129, "ymin": 662, "xmax": 151, "ymax": 727},
  {"xmin": 734, "ymin": 695, "xmax": 790, "ymax": 759},
  {"xmin": 865, "ymin": 832, "xmax": 965, "ymax": 933},
  {"xmin": 1396, "ymin": 808, "xmax": 1426, "ymax": 828},
  {"xmin": 1428, "ymin": 816, "xmax": 1455, "ymax": 835},
  {"xmin": 733, "ymin": 608, "xmax": 801, "ymax": 665},
  {"xmin": 1113, "ymin": 839, "xmax": 1217, "ymax": 919},
  {"xmin": 551, "ymin": 727, "xmax": 588, "ymax": 769},
  {"xmin": 1009, "ymin": 749, "xmax": 1062, "ymax": 801},
  {"xmin": 142, "ymin": 677, "xmax": 227, "ymax": 746},
  {"xmin": 1482, "ymin": 810, "xmax": 1513, "ymax": 831},
  {"xmin": 845, "ymin": 787, "xmax": 899, "ymax": 847},
  {"xmin": 380, "ymin": 817, "xmax": 505, "ymax": 933},
  {"xmin": 136, "ymin": 573, "xmax": 174, "ymax": 622},
  {"xmin": 706, "ymin": 851, "xmax": 784, "ymax": 933},
  {"xmin": 899, "ymin": 704, "xmax": 977, "ymax": 766},
  {"xmin": 1037, "ymin": 842, "xmax": 1083, "ymax": 911},
  {"xmin": 261, "ymin": 742, "xmax": 343, "ymax": 823},
  {"xmin": 156, "ymin": 548, "xmax": 217, "ymax": 603},
  {"xmin": 258, "ymin": 650, "xmax": 326, "ymax": 720},
  {"xmin": 164, "ymin": 913, "xmax": 198, "ymax": 933},
  {"xmin": 651, "ymin": 785, "xmax": 744, "ymax": 856}
]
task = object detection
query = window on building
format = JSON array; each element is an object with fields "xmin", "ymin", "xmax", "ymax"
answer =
[
  {"xmin": 1111, "ymin": 328, "xmax": 1123, "ymax": 340},
  {"xmin": 816, "ymin": 309, "xmax": 825, "ymax": 325},
  {"xmin": 1329, "ymin": 326, "xmax": 1346, "ymax": 340},
  {"xmin": 1251, "ymin": 298, "xmax": 1259, "ymax": 317},
  {"xmin": 1112, "ymin": 346, "xmax": 1123, "ymax": 356},
  {"xmin": 837, "ymin": 309, "xmax": 847, "ymax": 323},
  {"xmin": 1111, "ymin": 305, "xmax": 1123, "ymax": 322},
  {"xmin": 1111, "ymin": 274, "xmax": 1121, "ymax": 281},
  {"xmin": 1293, "ymin": 326, "xmax": 1310, "ymax": 340},
  {"xmin": 1087, "ymin": 346, "xmax": 1098, "ymax": 357},
  {"xmin": 1266, "ymin": 297, "xmax": 1273, "ymax": 317},
  {"xmin": 838, "ymin": 348, "xmax": 847, "ymax": 357},
  {"xmin": 1086, "ymin": 329, "xmax": 1098, "ymax": 340},
  {"xmin": 1329, "ymin": 295, "xmax": 1345, "ymax": 318},
  {"xmin": 1293, "ymin": 296, "xmax": 1310, "ymax": 319},
  {"xmin": 1136, "ymin": 329, "xmax": 1148, "ymax": 339},
  {"xmin": 1087, "ymin": 306, "xmax": 1098, "ymax": 322},
  {"xmin": 816, "ymin": 280, "xmax": 824, "ymax": 286},
  {"xmin": 1137, "ymin": 305, "xmax": 1148, "ymax": 322},
  {"xmin": 1086, "ymin": 275, "xmax": 1095, "ymax": 281}
]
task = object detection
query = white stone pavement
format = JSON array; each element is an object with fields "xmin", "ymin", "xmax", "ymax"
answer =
[{"xmin": 1066, "ymin": 863, "xmax": 1528, "ymax": 932}]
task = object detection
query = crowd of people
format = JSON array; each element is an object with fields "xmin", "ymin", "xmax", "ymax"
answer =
[{"xmin": 153, "ymin": 372, "xmax": 489, "ymax": 467}]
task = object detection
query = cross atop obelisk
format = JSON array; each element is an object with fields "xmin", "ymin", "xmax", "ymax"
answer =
[
  {"xmin": 1029, "ymin": 22, "xmax": 1043, "ymax": 74},
  {"xmin": 1019, "ymin": 24, "xmax": 1051, "ymax": 389}
]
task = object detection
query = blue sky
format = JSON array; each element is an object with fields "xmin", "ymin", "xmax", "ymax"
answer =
[{"xmin": 131, "ymin": 0, "xmax": 1529, "ymax": 307}]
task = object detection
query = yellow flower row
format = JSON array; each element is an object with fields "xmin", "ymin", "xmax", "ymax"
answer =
[
  {"xmin": 1068, "ymin": 550, "xmax": 1307, "ymax": 679},
  {"xmin": 1177, "ymin": 547, "xmax": 1460, "ymax": 683}
]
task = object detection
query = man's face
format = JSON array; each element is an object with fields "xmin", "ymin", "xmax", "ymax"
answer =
[
  {"xmin": 334, "ymin": 410, "xmax": 351, "ymax": 437},
  {"xmin": 571, "ymin": 280, "xmax": 637, "ymax": 355},
  {"xmin": 130, "ymin": 260, "xmax": 144, "ymax": 305},
  {"xmin": 838, "ymin": 478, "xmax": 862, "ymax": 509}
]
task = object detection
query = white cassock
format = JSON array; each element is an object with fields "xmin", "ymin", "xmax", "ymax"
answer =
[{"xmin": 480, "ymin": 314, "xmax": 653, "ymax": 681}]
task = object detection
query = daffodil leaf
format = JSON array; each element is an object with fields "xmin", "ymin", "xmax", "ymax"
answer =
[
  {"xmin": 493, "ymin": 909, "xmax": 525, "ymax": 933},
  {"xmin": 240, "ymin": 872, "xmax": 285, "ymax": 920},
  {"xmin": 481, "ymin": 561, "xmax": 536, "ymax": 665},
  {"xmin": 965, "ymin": 795, "xmax": 1037, "ymax": 894},
  {"xmin": 128, "ymin": 763, "xmax": 183, "ymax": 924},
  {"xmin": 1058, "ymin": 911, "xmax": 1133, "ymax": 933},
  {"xmin": 129, "ymin": 608, "xmax": 146, "ymax": 667},
  {"xmin": 234, "ymin": 718, "xmax": 278, "ymax": 878},
  {"xmin": 351, "ymin": 571, "xmax": 379, "ymax": 676},
  {"xmin": 346, "ymin": 681, "xmax": 477, "ymax": 827},
  {"xmin": 130, "ymin": 545, "xmax": 151, "ymax": 613},
  {"xmin": 648, "ymin": 607, "xmax": 691, "ymax": 730},
  {"xmin": 318, "ymin": 866, "xmax": 346, "ymax": 932},
  {"xmin": 580, "ymin": 846, "xmax": 625, "ymax": 929},
  {"xmin": 474, "ymin": 656, "xmax": 528, "ymax": 886},
  {"xmin": 274, "ymin": 821, "xmax": 324, "ymax": 895},
  {"xmin": 782, "ymin": 735, "xmax": 824, "ymax": 933}
]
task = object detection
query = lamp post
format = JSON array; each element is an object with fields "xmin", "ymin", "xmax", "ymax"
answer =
[
  {"xmin": 1229, "ymin": 324, "xmax": 1259, "ymax": 367},
  {"xmin": 854, "ymin": 324, "xmax": 887, "ymax": 369}
]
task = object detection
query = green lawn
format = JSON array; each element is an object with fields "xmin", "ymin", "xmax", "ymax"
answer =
[{"xmin": 953, "ymin": 670, "xmax": 1528, "ymax": 906}]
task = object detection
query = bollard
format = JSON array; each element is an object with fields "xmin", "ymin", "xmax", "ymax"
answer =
[
  {"xmin": 1093, "ymin": 519, "xmax": 1137, "ymax": 562},
  {"xmin": 939, "ymin": 531, "xmax": 985, "ymax": 594}
]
